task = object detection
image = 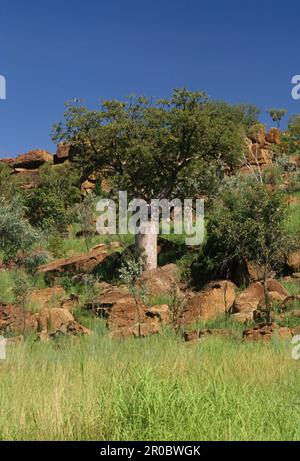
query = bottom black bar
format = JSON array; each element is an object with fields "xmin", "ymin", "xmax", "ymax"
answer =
[{"xmin": 0, "ymin": 441, "xmax": 298, "ymax": 458}]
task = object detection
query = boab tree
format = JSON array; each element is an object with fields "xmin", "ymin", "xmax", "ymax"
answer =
[{"xmin": 53, "ymin": 89, "xmax": 247, "ymax": 269}]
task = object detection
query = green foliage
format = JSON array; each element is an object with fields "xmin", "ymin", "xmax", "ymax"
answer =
[
  {"xmin": 46, "ymin": 233, "xmax": 66, "ymax": 258},
  {"xmin": 24, "ymin": 162, "xmax": 81, "ymax": 232},
  {"xmin": 0, "ymin": 163, "xmax": 18, "ymax": 199},
  {"xmin": 1, "ymin": 332, "xmax": 300, "ymax": 440},
  {"xmin": 284, "ymin": 195, "xmax": 300, "ymax": 237},
  {"xmin": 267, "ymin": 108, "xmax": 287, "ymax": 128},
  {"xmin": 0, "ymin": 270, "xmax": 14, "ymax": 303},
  {"xmin": 0, "ymin": 196, "xmax": 38, "ymax": 261},
  {"xmin": 73, "ymin": 193, "xmax": 97, "ymax": 250},
  {"xmin": 177, "ymin": 252, "xmax": 199, "ymax": 284},
  {"xmin": 202, "ymin": 179, "xmax": 292, "ymax": 277},
  {"xmin": 119, "ymin": 254, "xmax": 146, "ymax": 299},
  {"xmin": 288, "ymin": 114, "xmax": 300, "ymax": 142},
  {"xmin": 78, "ymin": 274, "xmax": 101, "ymax": 301},
  {"xmin": 53, "ymin": 89, "xmax": 247, "ymax": 201},
  {"xmin": 22, "ymin": 251, "xmax": 49, "ymax": 274},
  {"xmin": 235, "ymin": 103, "xmax": 261, "ymax": 128},
  {"xmin": 262, "ymin": 165, "xmax": 284, "ymax": 186},
  {"xmin": 12, "ymin": 269, "xmax": 32, "ymax": 307},
  {"xmin": 283, "ymin": 115, "xmax": 300, "ymax": 155},
  {"xmin": 27, "ymin": 190, "xmax": 70, "ymax": 232}
]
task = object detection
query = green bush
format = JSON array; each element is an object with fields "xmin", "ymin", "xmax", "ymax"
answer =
[
  {"xmin": 0, "ymin": 196, "xmax": 38, "ymax": 261},
  {"xmin": 24, "ymin": 162, "xmax": 81, "ymax": 232}
]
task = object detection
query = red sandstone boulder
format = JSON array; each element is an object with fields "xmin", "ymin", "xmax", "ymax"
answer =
[
  {"xmin": 37, "ymin": 307, "xmax": 91, "ymax": 338},
  {"xmin": 180, "ymin": 280, "xmax": 236, "ymax": 325},
  {"xmin": 250, "ymin": 144, "xmax": 273, "ymax": 165},
  {"xmin": 287, "ymin": 250, "xmax": 300, "ymax": 272},
  {"xmin": 146, "ymin": 305, "xmax": 172, "ymax": 326},
  {"xmin": 27, "ymin": 287, "xmax": 66, "ymax": 309},
  {"xmin": 243, "ymin": 323, "xmax": 291, "ymax": 341},
  {"xmin": 53, "ymin": 143, "xmax": 71, "ymax": 164},
  {"xmin": 85, "ymin": 284, "xmax": 162, "ymax": 338},
  {"xmin": 140, "ymin": 264, "xmax": 180, "ymax": 298},
  {"xmin": 184, "ymin": 328, "xmax": 235, "ymax": 342},
  {"xmin": 265, "ymin": 128, "xmax": 281, "ymax": 145},
  {"xmin": 108, "ymin": 320, "xmax": 159, "ymax": 339},
  {"xmin": 13, "ymin": 149, "xmax": 53, "ymax": 169},
  {"xmin": 0, "ymin": 303, "xmax": 38, "ymax": 335},
  {"xmin": 13, "ymin": 168, "xmax": 40, "ymax": 189},
  {"xmin": 248, "ymin": 124, "xmax": 266, "ymax": 146},
  {"xmin": 37, "ymin": 242, "xmax": 121, "ymax": 277},
  {"xmin": 233, "ymin": 280, "xmax": 288, "ymax": 314}
]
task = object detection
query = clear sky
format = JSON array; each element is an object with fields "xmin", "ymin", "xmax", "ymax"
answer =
[{"xmin": 0, "ymin": 0, "xmax": 300, "ymax": 157}]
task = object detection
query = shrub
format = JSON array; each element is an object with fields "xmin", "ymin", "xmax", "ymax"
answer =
[
  {"xmin": 0, "ymin": 196, "xmax": 38, "ymax": 261},
  {"xmin": 24, "ymin": 162, "xmax": 81, "ymax": 232}
]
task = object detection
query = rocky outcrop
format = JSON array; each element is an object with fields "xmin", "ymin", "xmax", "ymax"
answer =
[
  {"xmin": 13, "ymin": 167, "xmax": 40, "ymax": 189},
  {"xmin": 12, "ymin": 149, "xmax": 53, "ymax": 169},
  {"xmin": 53, "ymin": 143, "xmax": 70, "ymax": 164},
  {"xmin": 85, "ymin": 284, "xmax": 163, "ymax": 338},
  {"xmin": 230, "ymin": 259, "xmax": 264, "ymax": 286},
  {"xmin": 184, "ymin": 328, "xmax": 235, "ymax": 342},
  {"xmin": 85, "ymin": 285, "xmax": 129, "ymax": 318},
  {"xmin": 37, "ymin": 307, "xmax": 91, "ymax": 339},
  {"xmin": 245, "ymin": 143, "xmax": 273, "ymax": 165},
  {"xmin": 146, "ymin": 305, "xmax": 171, "ymax": 326},
  {"xmin": 108, "ymin": 320, "xmax": 159, "ymax": 339},
  {"xmin": 105, "ymin": 290, "xmax": 161, "ymax": 339},
  {"xmin": 287, "ymin": 250, "xmax": 300, "ymax": 272},
  {"xmin": 233, "ymin": 280, "xmax": 289, "ymax": 314},
  {"xmin": 28, "ymin": 286, "xmax": 80, "ymax": 312},
  {"xmin": 37, "ymin": 242, "xmax": 121, "ymax": 277},
  {"xmin": 28, "ymin": 287, "xmax": 66, "ymax": 309},
  {"xmin": 106, "ymin": 294, "xmax": 150, "ymax": 331},
  {"xmin": 0, "ymin": 157, "xmax": 14, "ymax": 166},
  {"xmin": 0, "ymin": 301, "xmax": 90, "ymax": 338},
  {"xmin": 0, "ymin": 303, "xmax": 38, "ymax": 335},
  {"xmin": 140, "ymin": 263, "xmax": 180, "ymax": 298},
  {"xmin": 243, "ymin": 323, "xmax": 291, "ymax": 342},
  {"xmin": 248, "ymin": 124, "xmax": 266, "ymax": 145},
  {"xmin": 265, "ymin": 128, "xmax": 281, "ymax": 145},
  {"xmin": 180, "ymin": 280, "xmax": 236, "ymax": 325}
]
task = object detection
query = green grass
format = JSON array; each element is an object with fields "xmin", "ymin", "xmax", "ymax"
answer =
[
  {"xmin": 282, "ymin": 279, "xmax": 300, "ymax": 297},
  {"xmin": 1, "ymin": 324, "xmax": 300, "ymax": 441},
  {"xmin": 285, "ymin": 192, "xmax": 300, "ymax": 236},
  {"xmin": 0, "ymin": 270, "xmax": 14, "ymax": 303}
]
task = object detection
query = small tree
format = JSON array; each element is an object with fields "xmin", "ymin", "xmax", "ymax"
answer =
[
  {"xmin": 283, "ymin": 114, "xmax": 300, "ymax": 155},
  {"xmin": 24, "ymin": 162, "xmax": 81, "ymax": 232},
  {"xmin": 0, "ymin": 196, "xmax": 38, "ymax": 261},
  {"xmin": 119, "ymin": 253, "xmax": 148, "ymax": 337},
  {"xmin": 267, "ymin": 108, "xmax": 287, "ymax": 128},
  {"xmin": 74, "ymin": 193, "xmax": 97, "ymax": 251},
  {"xmin": 206, "ymin": 179, "xmax": 292, "ymax": 324}
]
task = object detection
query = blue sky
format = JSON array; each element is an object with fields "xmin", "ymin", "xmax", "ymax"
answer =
[{"xmin": 0, "ymin": 0, "xmax": 299, "ymax": 157}]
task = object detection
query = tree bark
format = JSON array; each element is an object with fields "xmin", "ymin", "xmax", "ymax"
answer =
[{"xmin": 135, "ymin": 220, "xmax": 158, "ymax": 271}]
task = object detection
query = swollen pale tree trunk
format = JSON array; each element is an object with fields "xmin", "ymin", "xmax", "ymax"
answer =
[{"xmin": 135, "ymin": 220, "xmax": 158, "ymax": 271}]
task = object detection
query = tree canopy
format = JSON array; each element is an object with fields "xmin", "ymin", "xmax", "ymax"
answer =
[{"xmin": 53, "ymin": 89, "xmax": 248, "ymax": 201}]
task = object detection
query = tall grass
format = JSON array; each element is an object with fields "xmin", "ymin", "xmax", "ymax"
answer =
[
  {"xmin": 285, "ymin": 192, "xmax": 300, "ymax": 236},
  {"xmin": 0, "ymin": 270, "xmax": 14, "ymax": 303},
  {"xmin": 0, "ymin": 326, "xmax": 300, "ymax": 441}
]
